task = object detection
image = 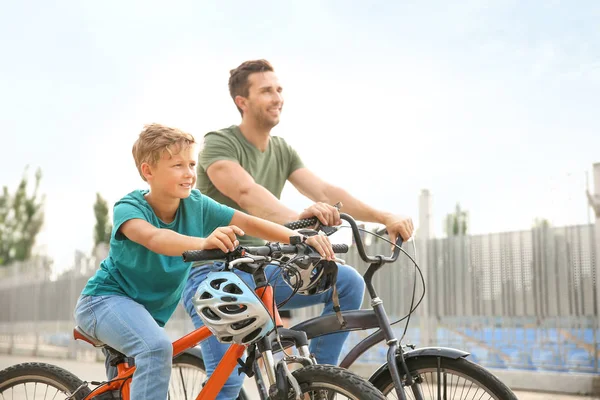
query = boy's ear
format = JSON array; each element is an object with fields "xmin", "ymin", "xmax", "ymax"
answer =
[{"xmin": 141, "ymin": 162, "xmax": 153, "ymax": 181}]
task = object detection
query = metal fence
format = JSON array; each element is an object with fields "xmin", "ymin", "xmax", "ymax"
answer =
[
  {"xmin": 331, "ymin": 223, "xmax": 599, "ymax": 374},
  {"xmin": 0, "ymin": 223, "xmax": 598, "ymax": 375}
]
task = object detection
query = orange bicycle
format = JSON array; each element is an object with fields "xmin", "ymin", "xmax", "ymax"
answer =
[{"xmin": 0, "ymin": 240, "xmax": 385, "ymax": 400}]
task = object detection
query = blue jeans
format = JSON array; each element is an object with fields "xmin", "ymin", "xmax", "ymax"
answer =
[
  {"xmin": 181, "ymin": 263, "xmax": 365, "ymax": 400},
  {"xmin": 74, "ymin": 294, "xmax": 173, "ymax": 400}
]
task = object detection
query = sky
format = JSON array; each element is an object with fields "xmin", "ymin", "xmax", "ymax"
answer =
[{"xmin": 1, "ymin": 0, "xmax": 599, "ymax": 272}]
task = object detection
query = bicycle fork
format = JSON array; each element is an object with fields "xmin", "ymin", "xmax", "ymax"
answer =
[
  {"xmin": 366, "ymin": 261, "xmax": 424, "ymax": 400},
  {"xmin": 256, "ymin": 329, "xmax": 315, "ymax": 400}
]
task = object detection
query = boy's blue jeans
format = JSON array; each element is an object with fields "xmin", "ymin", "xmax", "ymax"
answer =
[
  {"xmin": 74, "ymin": 294, "xmax": 173, "ymax": 400},
  {"xmin": 181, "ymin": 262, "xmax": 365, "ymax": 400}
]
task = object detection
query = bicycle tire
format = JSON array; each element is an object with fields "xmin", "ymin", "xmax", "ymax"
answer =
[
  {"xmin": 170, "ymin": 352, "xmax": 249, "ymax": 400},
  {"xmin": 370, "ymin": 356, "xmax": 517, "ymax": 400},
  {"xmin": 0, "ymin": 362, "xmax": 91, "ymax": 400},
  {"xmin": 292, "ymin": 364, "xmax": 386, "ymax": 399}
]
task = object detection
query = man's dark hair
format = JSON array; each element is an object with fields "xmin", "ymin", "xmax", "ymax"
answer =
[{"xmin": 229, "ymin": 59, "xmax": 274, "ymax": 115}]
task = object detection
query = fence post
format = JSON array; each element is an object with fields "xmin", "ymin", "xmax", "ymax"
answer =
[
  {"xmin": 418, "ymin": 189, "xmax": 433, "ymax": 346},
  {"xmin": 68, "ymin": 266, "xmax": 78, "ymax": 359},
  {"xmin": 588, "ymin": 164, "xmax": 600, "ymax": 314},
  {"xmin": 595, "ymin": 164, "xmax": 600, "ymax": 306},
  {"xmin": 587, "ymin": 162, "xmax": 600, "ymax": 374}
]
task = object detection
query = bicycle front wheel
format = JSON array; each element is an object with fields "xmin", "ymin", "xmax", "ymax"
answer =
[
  {"xmin": 292, "ymin": 364, "xmax": 386, "ymax": 399},
  {"xmin": 0, "ymin": 362, "xmax": 91, "ymax": 400},
  {"xmin": 170, "ymin": 352, "xmax": 249, "ymax": 400},
  {"xmin": 370, "ymin": 356, "xmax": 517, "ymax": 400}
]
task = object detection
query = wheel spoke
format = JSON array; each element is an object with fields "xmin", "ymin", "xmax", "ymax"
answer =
[
  {"xmin": 169, "ymin": 357, "xmax": 207, "ymax": 400},
  {"xmin": 381, "ymin": 358, "xmax": 511, "ymax": 400}
]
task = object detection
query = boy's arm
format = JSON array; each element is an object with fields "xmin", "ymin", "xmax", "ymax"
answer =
[
  {"xmin": 120, "ymin": 218, "xmax": 243, "ymax": 256},
  {"xmin": 230, "ymin": 211, "xmax": 335, "ymax": 261}
]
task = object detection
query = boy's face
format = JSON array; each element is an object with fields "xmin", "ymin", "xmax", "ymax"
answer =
[{"xmin": 145, "ymin": 144, "xmax": 197, "ymax": 198}]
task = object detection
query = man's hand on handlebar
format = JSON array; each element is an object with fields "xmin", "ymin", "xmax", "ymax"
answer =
[
  {"xmin": 382, "ymin": 214, "xmax": 414, "ymax": 244},
  {"xmin": 298, "ymin": 202, "xmax": 341, "ymax": 227}
]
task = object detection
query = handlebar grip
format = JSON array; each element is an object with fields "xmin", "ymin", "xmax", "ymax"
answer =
[
  {"xmin": 284, "ymin": 218, "xmax": 318, "ymax": 230},
  {"xmin": 182, "ymin": 249, "xmax": 227, "ymax": 262},
  {"xmin": 332, "ymin": 244, "xmax": 349, "ymax": 253},
  {"xmin": 391, "ymin": 236, "xmax": 404, "ymax": 261}
]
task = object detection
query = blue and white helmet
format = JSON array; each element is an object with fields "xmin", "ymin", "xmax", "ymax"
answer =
[{"xmin": 192, "ymin": 271, "xmax": 275, "ymax": 345}]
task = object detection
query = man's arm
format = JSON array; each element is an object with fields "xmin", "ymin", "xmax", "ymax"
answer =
[
  {"xmin": 289, "ymin": 168, "xmax": 414, "ymax": 242},
  {"xmin": 206, "ymin": 160, "xmax": 300, "ymax": 224}
]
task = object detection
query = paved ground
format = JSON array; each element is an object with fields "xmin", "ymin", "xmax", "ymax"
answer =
[{"xmin": 1, "ymin": 354, "xmax": 597, "ymax": 399}]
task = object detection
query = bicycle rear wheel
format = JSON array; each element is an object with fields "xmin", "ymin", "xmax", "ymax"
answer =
[
  {"xmin": 0, "ymin": 362, "xmax": 90, "ymax": 400},
  {"xmin": 292, "ymin": 364, "xmax": 386, "ymax": 399},
  {"xmin": 370, "ymin": 356, "xmax": 517, "ymax": 400}
]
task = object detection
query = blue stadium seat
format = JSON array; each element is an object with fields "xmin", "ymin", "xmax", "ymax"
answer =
[
  {"xmin": 510, "ymin": 351, "xmax": 536, "ymax": 370},
  {"xmin": 465, "ymin": 352, "xmax": 479, "ymax": 364},
  {"xmin": 534, "ymin": 348, "xmax": 566, "ymax": 372},
  {"xmin": 567, "ymin": 349, "xmax": 595, "ymax": 373},
  {"xmin": 483, "ymin": 352, "xmax": 506, "ymax": 369}
]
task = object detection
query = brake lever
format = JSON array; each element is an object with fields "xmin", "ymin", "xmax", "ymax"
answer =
[
  {"xmin": 319, "ymin": 225, "xmax": 339, "ymax": 236},
  {"xmin": 228, "ymin": 255, "xmax": 270, "ymax": 274},
  {"xmin": 312, "ymin": 201, "xmax": 343, "ymax": 236}
]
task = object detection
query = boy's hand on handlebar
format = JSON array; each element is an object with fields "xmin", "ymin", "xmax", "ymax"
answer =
[
  {"xmin": 201, "ymin": 225, "xmax": 245, "ymax": 253},
  {"xmin": 298, "ymin": 202, "xmax": 341, "ymax": 226},
  {"xmin": 384, "ymin": 214, "xmax": 414, "ymax": 244},
  {"xmin": 305, "ymin": 234, "xmax": 336, "ymax": 261}
]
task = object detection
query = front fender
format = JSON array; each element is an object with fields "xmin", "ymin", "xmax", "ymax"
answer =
[
  {"xmin": 368, "ymin": 346, "xmax": 470, "ymax": 384},
  {"xmin": 176, "ymin": 345, "xmax": 204, "ymax": 361}
]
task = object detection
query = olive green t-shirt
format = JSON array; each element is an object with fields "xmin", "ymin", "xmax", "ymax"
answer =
[{"xmin": 197, "ymin": 125, "xmax": 304, "ymax": 245}]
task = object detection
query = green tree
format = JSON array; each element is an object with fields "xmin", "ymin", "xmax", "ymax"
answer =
[
  {"xmin": 444, "ymin": 203, "xmax": 468, "ymax": 237},
  {"xmin": 0, "ymin": 167, "xmax": 45, "ymax": 266},
  {"xmin": 93, "ymin": 193, "xmax": 112, "ymax": 248},
  {"xmin": 532, "ymin": 218, "xmax": 551, "ymax": 229}
]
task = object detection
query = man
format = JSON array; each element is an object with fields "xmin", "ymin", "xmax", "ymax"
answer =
[{"xmin": 182, "ymin": 59, "xmax": 414, "ymax": 399}]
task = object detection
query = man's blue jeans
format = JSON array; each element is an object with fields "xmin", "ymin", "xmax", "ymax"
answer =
[
  {"xmin": 181, "ymin": 262, "xmax": 365, "ymax": 400},
  {"xmin": 74, "ymin": 294, "xmax": 173, "ymax": 400}
]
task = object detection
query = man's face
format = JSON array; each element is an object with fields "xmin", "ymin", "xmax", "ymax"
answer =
[{"xmin": 242, "ymin": 71, "xmax": 284, "ymax": 128}]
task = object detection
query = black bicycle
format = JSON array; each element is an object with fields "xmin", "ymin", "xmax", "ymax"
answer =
[{"xmin": 170, "ymin": 213, "xmax": 518, "ymax": 399}]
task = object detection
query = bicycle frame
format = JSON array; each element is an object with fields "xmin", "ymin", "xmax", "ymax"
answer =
[
  {"xmin": 289, "ymin": 310, "xmax": 469, "ymax": 364},
  {"xmin": 275, "ymin": 213, "xmax": 471, "ymax": 400},
  {"xmin": 77, "ymin": 285, "xmax": 283, "ymax": 400}
]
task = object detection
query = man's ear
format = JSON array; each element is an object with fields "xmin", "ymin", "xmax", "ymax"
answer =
[
  {"xmin": 141, "ymin": 162, "xmax": 153, "ymax": 182},
  {"xmin": 234, "ymin": 95, "xmax": 247, "ymax": 114}
]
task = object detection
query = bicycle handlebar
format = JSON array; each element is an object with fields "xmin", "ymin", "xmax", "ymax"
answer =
[
  {"xmin": 284, "ymin": 213, "xmax": 403, "ymax": 264},
  {"xmin": 340, "ymin": 213, "xmax": 403, "ymax": 263},
  {"xmin": 284, "ymin": 217, "xmax": 318, "ymax": 230},
  {"xmin": 182, "ymin": 243, "xmax": 349, "ymax": 263}
]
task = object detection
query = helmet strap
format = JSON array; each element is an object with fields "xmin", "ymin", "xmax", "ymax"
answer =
[{"xmin": 330, "ymin": 269, "xmax": 347, "ymax": 329}]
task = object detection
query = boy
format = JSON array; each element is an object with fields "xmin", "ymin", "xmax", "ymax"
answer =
[{"xmin": 74, "ymin": 123, "xmax": 334, "ymax": 400}]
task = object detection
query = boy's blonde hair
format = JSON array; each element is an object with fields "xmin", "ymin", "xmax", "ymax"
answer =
[{"xmin": 132, "ymin": 123, "xmax": 196, "ymax": 181}]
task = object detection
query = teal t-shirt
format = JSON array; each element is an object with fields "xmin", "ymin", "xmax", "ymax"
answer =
[{"xmin": 82, "ymin": 189, "xmax": 235, "ymax": 326}]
